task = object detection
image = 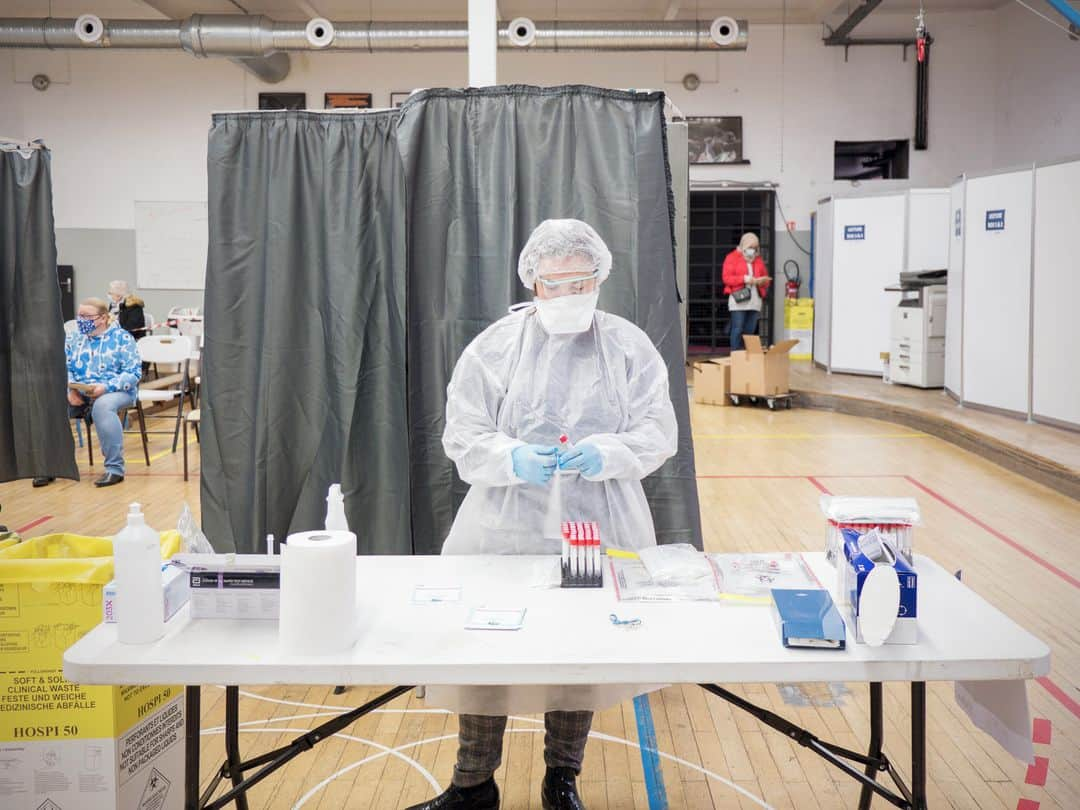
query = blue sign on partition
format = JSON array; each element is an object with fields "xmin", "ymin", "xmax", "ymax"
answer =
[
  {"xmin": 844, "ymin": 225, "xmax": 866, "ymax": 241},
  {"xmin": 954, "ymin": 209, "xmax": 962, "ymax": 238},
  {"xmin": 985, "ymin": 209, "xmax": 1005, "ymax": 231}
]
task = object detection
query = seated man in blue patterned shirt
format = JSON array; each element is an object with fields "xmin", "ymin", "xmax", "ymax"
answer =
[{"xmin": 38, "ymin": 298, "xmax": 142, "ymax": 488}]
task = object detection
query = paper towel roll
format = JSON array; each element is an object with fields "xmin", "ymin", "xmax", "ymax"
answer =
[{"xmin": 280, "ymin": 530, "xmax": 358, "ymax": 656}]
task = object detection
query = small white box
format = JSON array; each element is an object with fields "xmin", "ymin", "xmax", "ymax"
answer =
[
  {"xmin": 189, "ymin": 569, "xmax": 280, "ymax": 620},
  {"xmin": 103, "ymin": 563, "xmax": 190, "ymax": 624}
]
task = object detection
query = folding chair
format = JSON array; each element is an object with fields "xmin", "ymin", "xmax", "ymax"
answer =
[{"xmin": 134, "ymin": 335, "xmax": 193, "ymax": 459}]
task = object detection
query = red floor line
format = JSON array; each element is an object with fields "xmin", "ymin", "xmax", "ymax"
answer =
[
  {"xmin": 1032, "ymin": 718, "xmax": 1052, "ymax": 745},
  {"xmin": 1016, "ymin": 799, "xmax": 1041, "ymax": 810},
  {"xmin": 1024, "ymin": 756, "xmax": 1049, "ymax": 787},
  {"xmin": 1037, "ymin": 676, "xmax": 1080, "ymax": 721},
  {"xmin": 806, "ymin": 476, "xmax": 832, "ymax": 495},
  {"xmin": 904, "ymin": 475, "xmax": 1080, "ymax": 590},
  {"xmin": 696, "ymin": 474, "xmax": 823, "ymax": 479},
  {"xmin": 14, "ymin": 515, "xmax": 52, "ymax": 534}
]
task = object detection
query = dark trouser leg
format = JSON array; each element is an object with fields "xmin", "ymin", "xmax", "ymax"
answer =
[
  {"xmin": 730, "ymin": 309, "xmax": 747, "ymax": 351},
  {"xmin": 743, "ymin": 310, "xmax": 760, "ymax": 341},
  {"xmin": 543, "ymin": 710, "xmax": 593, "ymax": 773},
  {"xmin": 453, "ymin": 714, "xmax": 508, "ymax": 788}
]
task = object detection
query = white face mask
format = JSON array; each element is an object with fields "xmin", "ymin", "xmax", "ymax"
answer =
[
  {"xmin": 743, "ymin": 248, "xmax": 757, "ymax": 260},
  {"xmin": 534, "ymin": 290, "xmax": 599, "ymax": 334}
]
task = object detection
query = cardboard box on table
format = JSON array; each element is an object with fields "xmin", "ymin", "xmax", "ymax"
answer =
[
  {"xmin": 0, "ymin": 533, "xmax": 185, "ymax": 810},
  {"xmin": 692, "ymin": 359, "xmax": 732, "ymax": 406},
  {"xmin": 730, "ymin": 336, "xmax": 800, "ymax": 397}
]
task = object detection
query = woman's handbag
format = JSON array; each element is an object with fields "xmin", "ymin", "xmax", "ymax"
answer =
[{"xmin": 732, "ymin": 285, "xmax": 753, "ymax": 304}]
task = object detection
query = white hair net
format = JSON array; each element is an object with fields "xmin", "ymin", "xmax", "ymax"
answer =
[
  {"xmin": 516, "ymin": 219, "xmax": 613, "ymax": 289},
  {"xmin": 108, "ymin": 279, "xmax": 130, "ymax": 296}
]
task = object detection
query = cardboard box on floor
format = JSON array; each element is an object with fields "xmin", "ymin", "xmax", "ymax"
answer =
[
  {"xmin": 692, "ymin": 358, "xmax": 731, "ymax": 406},
  {"xmin": 730, "ymin": 336, "xmax": 800, "ymax": 397}
]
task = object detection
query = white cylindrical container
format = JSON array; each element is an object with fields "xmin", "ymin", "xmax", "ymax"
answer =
[
  {"xmin": 325, "ymin": 483, "xmax": 349, "ymax": 532},
  {"xmin": 279, "ymin": 531, "xmax": 358, "ymax": 656},
  {"xmin": 113, "ymin": 503, "xmax": 165, "ymax": 644}
]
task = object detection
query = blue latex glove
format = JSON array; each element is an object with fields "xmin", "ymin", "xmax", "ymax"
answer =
[
  {"xmin": 511, "ymin": 444, "xmax": 559, "ymax": 485},
  {"xmin": 559, "ymin": 443, "xmax": 603, "ymax": 478}
]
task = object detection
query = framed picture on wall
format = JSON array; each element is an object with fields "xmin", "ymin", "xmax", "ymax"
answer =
[
  {"xmin": 258, "ymin": 92, "xmax": 306, "ymax": 111},
  {"xmin": 390, "ymin": 92, "xmax": 412, "ymax": 108},
  {"xmin": 687, "ymin": 116, "xmax": 748, "ymax": 164},
  {"xmin": 325, "ymin": 92, "xmax": 373, "ymax": 109}
]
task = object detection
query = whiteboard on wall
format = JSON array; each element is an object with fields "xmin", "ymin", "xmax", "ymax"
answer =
[
  {"xmin": 906, "ymin": 189, "xmax": 950, "ymax": 272},
  {"xmin": 812, "ymin": 202, "xmax": 834, "ymax": 368},
  {"xmin": 135, "ymin": 201, "xmax": 208, "ymax": 290},
  {"xmin": 962, "ymin": 170, "xmax": 1032, "ymax": 415},
  {"xmin": 945, "ymin": 180, "xmax": 965, "ymax": 397},
  {"xmin": 830, "ymin": 195, "xmax": 906, "ymax": 374},
  {"xmin": 1032, "ymin": 159, "xmax": 1080, "ymax": 428}
]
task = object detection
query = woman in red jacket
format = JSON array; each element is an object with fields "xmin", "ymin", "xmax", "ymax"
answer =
[{"xmin": 722, "ymin": 232, "xmax": 771, "ymax": 351}]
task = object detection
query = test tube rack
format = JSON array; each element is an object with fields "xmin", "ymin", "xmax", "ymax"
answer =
[{"xmin": 560, "ymin": 521, "xmax": 604, "ymax": 589}]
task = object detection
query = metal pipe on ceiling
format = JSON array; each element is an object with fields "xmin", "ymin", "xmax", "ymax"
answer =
[{"xmin": 0, "ymin": 15, "xmax": 750, "ymax": 54}]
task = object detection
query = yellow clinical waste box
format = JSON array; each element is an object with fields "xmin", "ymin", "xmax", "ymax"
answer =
[{"xmin": 0, "ymin": 532, "xmax": 185, "ymax": 810}]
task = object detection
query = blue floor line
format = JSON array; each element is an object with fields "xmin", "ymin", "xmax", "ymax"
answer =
[{"xmin": 633, "ymin": 693, "xmax": 669, "ymax": 810}]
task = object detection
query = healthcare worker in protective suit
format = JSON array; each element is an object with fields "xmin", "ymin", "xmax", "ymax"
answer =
[{"xmin": 408, "ymin": 219, "xmax": 677, "ymax": 810}]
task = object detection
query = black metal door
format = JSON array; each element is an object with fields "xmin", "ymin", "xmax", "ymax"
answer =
[
  {"xmin": 57, "ymin": 265, "xmax": 75, "ymax": 321},
  {"xmin": 687, "ymin": 190, "xmax": 775, "ymax": 356}
]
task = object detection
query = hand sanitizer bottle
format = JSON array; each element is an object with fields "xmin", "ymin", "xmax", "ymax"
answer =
[
  {"xmin": 113, "ymin": 503, "xmax": 164, "ymax": 644},
  {"xmin": 325, "ymin": 483, "xmax": 349, "ymax": 531}
]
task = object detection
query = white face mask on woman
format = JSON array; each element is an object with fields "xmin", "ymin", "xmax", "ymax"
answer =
[
  {"xmin": 743, "ymin": 247, "xmax": 757, "ymax": 261},
  {"xmin": 534, "ymin": 290, "xmax": 600, "ymax": 334}
]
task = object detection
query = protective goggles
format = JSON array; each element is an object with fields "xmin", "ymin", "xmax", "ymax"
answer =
[{"xmin": 536, "ymin": 270, "xmax": 600, "ymax": 292}]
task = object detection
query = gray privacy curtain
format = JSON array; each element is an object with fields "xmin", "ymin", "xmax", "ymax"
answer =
[
  {"xmin": 396, "ymin": 86, "xmax": 702, "ymax": 553},
  {"xmin": 201, "ymin": 112, "xmax": 409, "ymax": 553},
  {"xmin": 0, "ymin": 142, "xmax": 78, "ymax": 483}
]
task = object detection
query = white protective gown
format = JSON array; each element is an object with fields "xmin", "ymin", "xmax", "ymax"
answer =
[{"xmin": 427, "ymin": 304, "xmax": 678, "ymax": 715}]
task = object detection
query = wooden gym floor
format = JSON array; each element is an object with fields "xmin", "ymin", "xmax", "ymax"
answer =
[{"xmin": 2, "ymin": 398, "xmax": 1079, "ymax": 809}]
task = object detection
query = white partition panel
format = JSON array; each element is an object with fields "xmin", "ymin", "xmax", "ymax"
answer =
[
  {"xmin": 813, "ymin": 201, "xmax": 833, "ymax": 368},
  {"xmin": 1032, "ymin": 158, "xmax": 1080, "ymax": 428},
  {"xmin": 945, "ymin": 179, "xmax": 965, "ymax": 397},
  {"xmin": 962, "ymin": 169, "xmax": 1033, "ymax": 414},
  {"xmin": 906, "ymin": 189, "xmax": 951, "ymax": 271},
  {"xmin": 830, "ymin": 195, "xmax": 906, "ymax": 374}
]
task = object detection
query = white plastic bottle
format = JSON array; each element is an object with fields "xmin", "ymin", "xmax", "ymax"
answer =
[
  {"xmin": 325, "ymin": 483, "xmax": 349, "ymax": 531},
  {"xmin": 113, "ymin": 503, "xmax": 165, "ymax": 644}
]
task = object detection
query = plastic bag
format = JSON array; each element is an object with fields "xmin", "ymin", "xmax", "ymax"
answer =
[
  {"xmin": 710, "ymin": 552, "xmax": 819, "ymax": 597},
  {"xmin": 820, "ymin": 496, "xmax": 919, "ymax": 566},
  {"xmin": 819, "ymin": 496, "xmax": 921, "ymax": 525},
  {"xmin": 637, "ymin": 543, "xmax": 714, "ymax": 585},
  {"xmin": 177, "ymin": 503, "xmax": 214, "ymax": 555},
  {"xmin": 610, "ymin": 556, "xmax": 721, "ymax": 602}
]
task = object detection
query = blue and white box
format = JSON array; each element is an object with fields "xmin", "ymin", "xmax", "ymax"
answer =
[{"xmin": 841, "ymin": 528, "xmax": 918, "ymax": 644}]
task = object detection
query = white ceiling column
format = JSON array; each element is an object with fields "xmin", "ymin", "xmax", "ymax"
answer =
[{"xmin": 468, "ymin": 0, "xmax": 498, "ymax": 87}]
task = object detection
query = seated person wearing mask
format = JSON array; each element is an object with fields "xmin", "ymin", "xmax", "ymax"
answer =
[
  {"xmin": 408, "ymin": 220, "xmax": 678, "ymax": 810},
  {"xmin": 722, "ymin": 232, "xmax": 771, "ymax": 351},
  {"xmin": 34, "ymin": 298, "xmax": 142, "ymax": 488},
  {"xmin": 107, "ymin": 280, "xmax": 148, "ymax": 337}
]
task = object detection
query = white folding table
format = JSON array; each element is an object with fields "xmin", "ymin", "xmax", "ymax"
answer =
[{"xmin": 64, "ymin": 553, "xmax": 1050, "ymax": 810}]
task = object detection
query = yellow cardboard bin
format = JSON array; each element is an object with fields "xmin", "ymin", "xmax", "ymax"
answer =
[
  {"xmin": 783, "ymin": 299, "xmax": 814, "ymax": 360},
  {"xmin": 0, "ymin": 532, "xmax": 186, "ymax": 810}
]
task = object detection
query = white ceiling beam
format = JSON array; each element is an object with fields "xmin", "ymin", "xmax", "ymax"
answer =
[
  {"xmin": 293, "ymin": 1, "xmax": 324, "ymax": 18},
  {"xmin": 808, "ymin": 0, "xmax": 849, "ymax": 25}
]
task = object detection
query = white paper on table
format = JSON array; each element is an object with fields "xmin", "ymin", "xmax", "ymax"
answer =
[
  {"xmin": 412, "ymin": 585, "xmax": 462, "ymax": 603},
  {"xmin": 955, "ymin": 680, "xmax": 1034, "ymax": 764},
  {"xmin": 465, "ymin": 607, "xmax": 526, "ymax": 630}
]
